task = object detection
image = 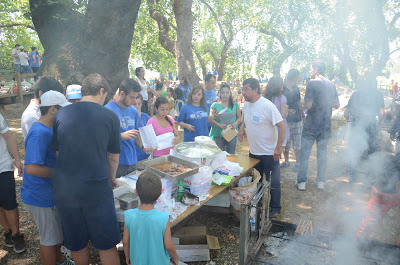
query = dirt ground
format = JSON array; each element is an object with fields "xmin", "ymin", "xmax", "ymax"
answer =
[{"xmin": 0, "ymin": 95, "xmax": 399, "ymax": 265}]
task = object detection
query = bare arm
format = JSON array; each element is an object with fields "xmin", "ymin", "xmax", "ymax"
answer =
[
  {"xmin": 177, "ymin": 121, "xmax": 195, "ymax": 131},
  {"xmin": 123, "ymin": 224, "xmax": 131, "ymax": 265},
  {"xmin": 107, "ymin": 152, "xmax": 119, "ymax": 188},
  {"xmin": 280, "ymin": 103, "xmax": 288, "ymax": 118},
  {"xmin": 207, "ymin": 107, "xmax": 226, "ymax": 129},
  {"xmin": 2, "ymin": 131, "xmax": 23, "ymax": 176},
  {"xmin": 25, "ymin": 164, "xmax": 53, "ymax": 178},
  {"xmin": 238, "ymin": 122, "xmax": 246, "ymax": 142},
  {"xmin": 298, "ymin": 101, "xmax": 305, "ymax": 118},
  {"xmin": 274, "ymin": 120, "xmax": 286, "ymax": 161},
  {"xmin": 164, "ymin": 220, "xmax": 179, "ymax": 265}
]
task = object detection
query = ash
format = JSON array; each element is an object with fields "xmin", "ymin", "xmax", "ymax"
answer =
[{"xmin": 254, "ymin": 230, "xmax": 399, "ymax": 265}]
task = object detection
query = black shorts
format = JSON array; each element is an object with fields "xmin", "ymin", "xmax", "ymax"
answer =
[{"xmin": 0, "ymin": 171, "xmax": 18, "ymax": 210}]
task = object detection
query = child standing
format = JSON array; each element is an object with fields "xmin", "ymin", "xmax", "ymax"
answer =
[
  {"xmin": 166, "ymin": 87, "xmax": 176, "ymax": 117},
  {"xmin": 123, "ymin": 170, "xmax": 179, "ymax": 265},
  {"xmin": 177, "ymin": 86, "xmax": 209, "ymax": 142},
  {"xmin": 147, "ymin": 97, "xmax": 180, "ymax": 157},
  {"xmin": 133, "ymin": 94, "xmax": 151, "ymax": 162},
  {"xmin": 21, "ymin": 91, "xmax": 74, "ymax": 265}
]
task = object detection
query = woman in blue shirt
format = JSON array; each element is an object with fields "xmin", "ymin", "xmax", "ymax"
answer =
[
  {"xmin": 177, "ymin": 86, "xmax": 209, "ymax": 142},
  {"xmin": 177, "ymin": 76, "xmax": 192, "ymax": 102}
]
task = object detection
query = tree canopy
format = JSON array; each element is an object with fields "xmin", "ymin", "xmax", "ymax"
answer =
[{"xmin": 1, "ymin": 0, "xmax": 400, "ymax": 86}]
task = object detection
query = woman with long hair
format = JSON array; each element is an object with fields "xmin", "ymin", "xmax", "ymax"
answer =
[
  {"xmin": 177, "ymin": 76, "xmax": 192, "ymax": 102},
  {"xmin": 282, "ymin": 69, "xmax": 303, "ymax": 169},
  {"xmin": 176, "ymin": 86, "xmax": 208, "ymax": 142},
  {"xmin": 208, "ymin": 83, "xmax": 241, "ymax": 154},
  {"xmin": 147, "ymin": 97, "xmax": 180, "ymax": 157},
  {"xmin": 135, "ymin": 67, "xmax": 156, "ymax": 114},
  {"xmin": 264, "ymin": 76, "xmax": 289, "ymax": 157}
]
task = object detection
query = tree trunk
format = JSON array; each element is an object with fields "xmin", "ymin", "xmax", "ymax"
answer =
[
  {"xmin": 29, "ymin": 0, "xmax": 141, "ymax": 91},
  {"xmin": 173, "ymin": 0, "xmax": 200, "ymax": 85},
  {"xmin": 193, "ymin": 47, "xmax": 208, "ymax": 80},
  {"xmin": 217, "ymin": 45, "xmax": 229, "ymax": 81},
  {"xmin": 148, "ymin": 0, "xmax": 200, "ymax": 86}
]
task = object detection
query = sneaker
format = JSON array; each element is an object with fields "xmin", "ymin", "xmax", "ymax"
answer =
[
  {"xmin": 269, "ymin": 211, "xmax": 280, "ymax": 219},
  {"xmin": 293, "ymin": 163, "xmax": 300, "ymax": 171},
  {"xmin": 57, "ymin": 259, "xmax": 75, "ymax": 265},
  {"xmin": 317, "ymin": 182, "xmax": 325, "ymax": 190},
  {"xmin": 4, "ymin": 229, "xmax": 13, "ymax": 247},
  {"xmin": 60, "ymin": 245, "xmax": 72, "ymax": 259},
  {"xmin": 280, "ymin": 162, "xmax": 290, "ymax": 168},
  {"xmin": 11, "ymin": 232, "xmax": 26, "ymax": 253},
  {"xmin": 295, "ymin": 181, "xmax": 306, "ymax": 191}
]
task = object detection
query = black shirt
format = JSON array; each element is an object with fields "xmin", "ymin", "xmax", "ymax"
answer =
[
  {"xmin": 51, "ymin": 102, "xmax": 121, "ymax": 207},
  {"xmin": 283, "ymin": 85, "xmax": 301, "ymax": 123},
  {"xmin": 347, "ymin": 89, "xmax": 384, "ymax": 125},
  {"xmin": 304, "ymin": 77, "xmax": 339, "ymax": 130}
]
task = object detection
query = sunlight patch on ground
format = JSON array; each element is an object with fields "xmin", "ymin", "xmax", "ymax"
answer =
[
  {"xmin": 9, "ymin": 127, "xmax": 22, "ymax": 133},
  {"xmin": 297, "ymin": 203, "xmax": 312, "ymax": 210}
]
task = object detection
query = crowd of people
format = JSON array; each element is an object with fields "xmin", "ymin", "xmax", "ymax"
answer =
[
  {"xmin": 12, "ymin": 44, "xmax": 44, "ymax": 78},
  {"xmin": 0, "ymin": 57, "xmax": 399, "ymax": 265}
]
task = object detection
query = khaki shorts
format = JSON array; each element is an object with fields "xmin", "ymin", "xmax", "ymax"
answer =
[{"xmin": 23, "ymin": 203, "xmax": 63, "ymax": 246}]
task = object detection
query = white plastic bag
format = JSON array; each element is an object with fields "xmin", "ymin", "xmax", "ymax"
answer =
[
  {"xmin": 183, "ymin": 166, "xmax": 213, "ymax": 196},
  {"xmin": 229, "ymin": 168, "xmax": 261, "ymax": 217},
  {"xmin": 155, "ymin": 194, "xmax": 174, "ymax": 216}
]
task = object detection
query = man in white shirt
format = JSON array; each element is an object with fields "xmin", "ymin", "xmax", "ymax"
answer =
[
  {"xmin": 238, "ymin": 78, "xmax": 286, "ymax": 219},
  {"xmin": 21, "ymin": 77, "xmax": 64, "ymax": 139},
  {"xmin": 18, "ymin": 47, "xmax": 32, "ymax": 74},
  {"xmin": 11, "ymin": 44, "xmax": 21, "ymax": 74}
]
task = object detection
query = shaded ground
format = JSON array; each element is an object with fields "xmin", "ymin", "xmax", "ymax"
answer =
[{"xmin": 0, "ymin": 95, "xmax": 398, "ymax": 264}]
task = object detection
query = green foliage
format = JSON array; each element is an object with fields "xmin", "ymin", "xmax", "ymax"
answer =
[{"xmin": 0, "ymin": 0, "xmax": 41, "ymax": 70}]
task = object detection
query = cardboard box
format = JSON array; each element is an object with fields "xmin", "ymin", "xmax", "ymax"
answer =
[{"xmin": 172, "ymin": 226, "xmax": 220, "ymax": 262}]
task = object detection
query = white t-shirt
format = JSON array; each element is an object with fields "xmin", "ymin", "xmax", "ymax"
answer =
[
  {"xmin": 12, "ymin": 49, "xmax": 20, "ymax": 64},
  {"xmin": 136, "ymin": 77, "xmax": 148, "ymax": 101},
  {"xmin": 243, "ymin": 96, "xmax": 283, "ymax": 155},
  {"xmin": 21, "ymin": 99, "xmax": 41, "ymax": 139},
  {"xmin": 19, "ymin": 52, "xmax": 29, "ymax": 66},
  {"xmin": 0, "ymin": 113, "xmax": 14, "ymax": 174}
]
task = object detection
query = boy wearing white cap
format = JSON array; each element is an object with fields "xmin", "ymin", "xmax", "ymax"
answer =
[
  {"xmin": 21, "ymin": 91, "xmax": 74, "ymax": 265},
  {"xmin": 66, "ymin": 84, "xmax": 82, "ymax": 103}
]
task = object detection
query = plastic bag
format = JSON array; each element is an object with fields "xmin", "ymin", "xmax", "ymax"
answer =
[
  {"xmin": 212, "ymin": 173, "xmax": 232, "ymax": 186},
  {"xmin": 183, "ymin": 166, "xmax": 213, "ymax": 196},
  {"xmin": 155, "ymin": 194, "xmax": 175, "ymax": 217},
  {"xmin": 229, "ymin": 168, "xmax": 261, "ymax": 217}
]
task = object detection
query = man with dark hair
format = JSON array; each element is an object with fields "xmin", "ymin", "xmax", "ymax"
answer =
[
  {"xmin": 105, "ymin": 78, "xmax": 149, "ymax": 178},
  {"xmin": 12, "ymin": 44, "xmax": 21, "ymax": 73},
  {"xmin": 21, "ymin": 76, "xmax": 64, "ymax": 139},
  {"xmin": 239, "ymin": 78, "xmax": 286, "ymax": 219},
  {"xmin": 204, "ymin": 73, "xmax": 217, "ymax": 130},
  {"xmin": 51, "ymin": 73, "xmax": 121, "ymax": 265},
  {"xmin": 296, "ymin": 60, "xmax": 339, "ymax": 191},
  {"xmin": 22, "ymin": 91, "xmax": 73, "ymax": 265},
  {"xmin": 29, "ymin": 47, "xmax": 40, "ymax": 80}
]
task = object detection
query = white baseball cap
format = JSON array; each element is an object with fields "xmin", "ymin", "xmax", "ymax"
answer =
[
  {"xmin": 66, "ymin": 84, "xmax": 82, "ymax": 100},
  {"xmin": 40, "ymin": 90, "xmax": 71, "ymax": 107}
]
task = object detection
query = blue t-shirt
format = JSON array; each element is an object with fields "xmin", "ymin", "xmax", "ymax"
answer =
[
  {"xmin": 205, "ymin": 89, "xmax": 218, "ymax": 127},
  {"xmin": 51, "ymin": 102, "xmax": 121, "ymax": 207},
  {"xmin": 21, "ymin": 122, "xmax": 56, "ymax": 207},
  {"xmin": 125, "ymin": 208, "xmax": 170, "ymax": 265},
  {"xmin": 135, "ymin": 112, "xmax": 151, "ymax": 162},
  {"xmin": 177, "ymin": 83, "xmax": 192, "ymax": 102},
  {"xmin": 177, "ymin": 104, "xmax": 208, "ymax": 142},
  {"xmin": 168, "ymin": 72, "xmax": 173, "ymax": 80},
  {"xmin": 105, "ymin": 101, "xmax": 143, "ymax": 166},
  {"xmin": 213, "ymin": 71, "xmax": 218, "ymax": 76},
  {"xmin": 29, "ymin": 52, "xmax": 39, "ymax": 68}
]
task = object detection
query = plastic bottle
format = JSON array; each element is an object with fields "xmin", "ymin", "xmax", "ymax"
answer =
[{"xmin": 177, "ymin": 179, "xmax": 184, "ymax": 202}]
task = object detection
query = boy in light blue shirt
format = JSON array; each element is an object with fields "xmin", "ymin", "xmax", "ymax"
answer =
[{"xmin": 123, "ymin": 170, "xmax": 179, "ymax": 265}]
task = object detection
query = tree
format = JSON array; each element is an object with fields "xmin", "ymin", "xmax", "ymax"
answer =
[
  {"xmin": 29, "ymin": 0, "xmax": 141, "ymax": 91},
  {"xmin": 194, "ymin": 0, "xmax": 257, "ymax": 81},
  {"xmin": 255, "ymin": 0, "xmax": 316, "ymax": 77},
  {"xmin": 147, "ymin": 0, "xmax": 200, "ymax": 85}
]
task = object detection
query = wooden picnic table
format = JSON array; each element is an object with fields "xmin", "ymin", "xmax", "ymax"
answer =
[{"xmin": 171, "ymin": 154, "xmax": 260, "ymax": 227}]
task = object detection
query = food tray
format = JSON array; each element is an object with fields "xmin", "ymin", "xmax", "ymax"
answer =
[{"xmin": 140, "ymin": 155, "xmax": 200, "ymax": 181}]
